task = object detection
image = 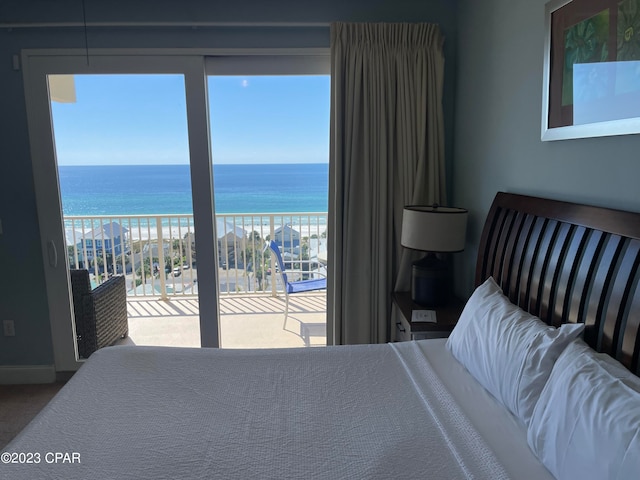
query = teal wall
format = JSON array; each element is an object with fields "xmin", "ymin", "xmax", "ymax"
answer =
[
  {"xmin": 0, "ymin": 0, "xmax": 458, "ymax": 366},
  {"xmin": 452, "ymin": 0, "xmax": 640, "ymax": 297}
]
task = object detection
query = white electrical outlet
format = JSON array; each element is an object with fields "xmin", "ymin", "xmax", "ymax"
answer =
[{"xmin": 3, "ymin": 320, "xmax": 15, "ymax": 337}]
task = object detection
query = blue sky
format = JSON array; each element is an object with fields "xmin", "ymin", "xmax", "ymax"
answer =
[{"xmin": 50, "ymin": 74, "xmax": 330, "ymax": 166}]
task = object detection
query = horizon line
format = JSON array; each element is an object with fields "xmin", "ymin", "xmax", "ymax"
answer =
[{"xmin": 58, "ymin": 162, "xmax": 329, "ymax": 167}]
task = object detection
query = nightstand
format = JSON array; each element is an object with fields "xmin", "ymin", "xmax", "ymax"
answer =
[{"xmin": 392, "ymin": 292, "xmax": 465, "ymax": 341}]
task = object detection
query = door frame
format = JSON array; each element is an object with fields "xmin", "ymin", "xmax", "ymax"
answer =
[
  {"xmin": 22, "ymin": 47, "xmax": 330, "ymax": 371},
  {"xmin": 22, "ymin": 51, "xmax": 220, "ymax": 371}
]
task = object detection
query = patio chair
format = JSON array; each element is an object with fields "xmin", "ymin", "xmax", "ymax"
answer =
[
  {"xmin": 70, "ymin": 269, "xmax": 128, "ymax": 358},
  {"xmin": 268, "ymin": 240, "xmax": 326, "ymax": 329}
]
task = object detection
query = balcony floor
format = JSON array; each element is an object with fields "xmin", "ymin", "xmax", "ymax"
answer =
[{"xmin": 121, "ymin": 292, "xmax": 326, "ymax": 349}]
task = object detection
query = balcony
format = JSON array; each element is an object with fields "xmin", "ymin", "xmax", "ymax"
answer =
[
  {"xmin": 64, "ymin": 213, "xmax": 328, "ymax": 349},
  {"xmin": 124, "ymin": 292, "xmax": 326, "ymax": 348}
]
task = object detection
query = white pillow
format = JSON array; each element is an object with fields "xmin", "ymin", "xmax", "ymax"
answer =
[
  {"xmin": 527, "ymin": 339, "xmax": 640, "ymax": 480},
  {"xmin": 446, "ymin": 277, "xmax": 584, "ymax": 426}
]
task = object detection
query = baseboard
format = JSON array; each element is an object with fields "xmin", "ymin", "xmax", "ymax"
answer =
[{"xmin": 0, "ymin": 365, "xmax": 56, "ymax": 384}]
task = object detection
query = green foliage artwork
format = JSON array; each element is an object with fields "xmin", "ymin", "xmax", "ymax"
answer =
[
  {"xmin": 618, "ymin": 0, "xmax": 640, "ymax": 60},
  {"xmin": 562, "ymin": 9, "xmax": 610, "ymax": 106},
  {"xmin": 546, "ymin": 0, "xmax": 640, "ymax": 134}
]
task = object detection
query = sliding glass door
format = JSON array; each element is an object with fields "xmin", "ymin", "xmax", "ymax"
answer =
[
  {"xmin": 23, "ymin": 54, "xmax": 219, "ymax": 371},
  {"xmin": 23, "ymin": 50, "xmax": 330, "ymax": 371}
]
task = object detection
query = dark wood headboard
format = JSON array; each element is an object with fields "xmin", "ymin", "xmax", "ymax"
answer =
[{"xmin": 476, "ymin": 192, "xmax": 640, "ymax": 375}]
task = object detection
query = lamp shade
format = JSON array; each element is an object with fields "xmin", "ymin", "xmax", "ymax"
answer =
[{"xmin": 401, "ymin": 206, "xmax": 468, "ymax": 253}]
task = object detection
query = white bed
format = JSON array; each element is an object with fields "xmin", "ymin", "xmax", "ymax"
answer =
[
  {"xmin": 4, "ymin": 340, "xmax": 553, "ymax": 479},
  {"xmin": 3, "ymin": 192, "xmax": 640, "ymax": 479}
]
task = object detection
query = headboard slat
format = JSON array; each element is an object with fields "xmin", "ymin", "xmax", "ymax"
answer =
[
  {"xmin": 476, "ymin": 192, "xmax": 640, "ymax": 372},
  {"xmin": 528, "ymin": 219, "xmax": 559, "ymax": 317},
  {"xmin": 500, "ymin": 211, "xmax": 526, "ymax": 294},
  {"xmin": 508, "ymin": 214, "xmax": 535, "ymax": 304},
  {"xmin": 623, "ymin": 285, "xmax": 640, "ymax": 375},
  {"xmin": 602, "ymin": 240, "xmax": 640, "ymax": 360},
  {"xmin": 538, "ymin": 222, "xmax": 573, "ymax": 325},
  {"xmin": 585, "ymin": 235, "xmax": 625, "ymax": 351},
  {"xmin": 487, "ymin": 208, "xmax": 509, "ymax": 282},
  {"xmin": 566, "ymin": 231, "xmax": 605, "ymax": 333},
  {"xmin": 493, "ymin": 209, "xmax": 517, "ymax": 283},
  {"xmin": 518, "ymin": 217, "xmax": 546, "ymax": 309},
  {"xmin": 478, "ymin": 206, "xmax": 503, "ymax": 283},
  {"xmin": 552, "ymin": 225, "xmax": 588, "ymax": 327}
]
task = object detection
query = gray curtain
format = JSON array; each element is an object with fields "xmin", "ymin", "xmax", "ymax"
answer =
[{"xmin": 327, "ymin": 22, "xmax": 447, "ymax": 345}]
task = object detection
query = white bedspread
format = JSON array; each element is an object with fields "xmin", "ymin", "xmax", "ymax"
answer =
[{"xmin": 2, "ymin": 341, "xmax": 539, "ymax": 479}]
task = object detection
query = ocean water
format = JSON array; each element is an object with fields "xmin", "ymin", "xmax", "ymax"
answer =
[{"xmin": 58, "ymin": 164, "xmax": 328, "ymax": 216}]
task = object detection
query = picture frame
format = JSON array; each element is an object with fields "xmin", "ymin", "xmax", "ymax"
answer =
[{"xmin": 542, "ymin": 0, "xmax": 640, "ymax": 141}]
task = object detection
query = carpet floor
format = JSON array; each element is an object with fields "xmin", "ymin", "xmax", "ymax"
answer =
[{"xmin": 0, "ymin": 382, "xmax": 66, "ymax": 450}]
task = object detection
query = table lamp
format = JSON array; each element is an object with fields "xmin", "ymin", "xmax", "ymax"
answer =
[{"xmin": 401, "ymin": 205, "xmax": 468, "ymax": 307}]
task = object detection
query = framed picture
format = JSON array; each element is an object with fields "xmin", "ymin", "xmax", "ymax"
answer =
[{"xmin": 542, "ymin": 0, "xmax": 640, "ymax": 141}]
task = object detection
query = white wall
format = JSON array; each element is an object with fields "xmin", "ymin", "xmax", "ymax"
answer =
[{"xmin": 453, "ymin": 0, "xmax": 640, "ymax": 296}]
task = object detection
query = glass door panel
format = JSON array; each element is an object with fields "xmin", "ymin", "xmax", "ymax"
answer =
[
  {"xmin": 24, "ymin": 54, "xmax": 218, "ymax": 371},
  {"xmin": 49, "ymin": 74, "xmax": 202, "ymax": 354},
  {"xmin": 207, "ymin": 72, "xmax": 330, "ymax": 348}
]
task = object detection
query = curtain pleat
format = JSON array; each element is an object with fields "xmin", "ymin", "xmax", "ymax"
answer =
[{"xmin": 328, "ymin": 22, "xmax": 446, "ymax": 345}]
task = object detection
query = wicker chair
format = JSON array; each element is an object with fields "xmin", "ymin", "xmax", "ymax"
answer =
[{"xmin": 70, "ymin": 269, "xmax": 128, "ymax": 358}]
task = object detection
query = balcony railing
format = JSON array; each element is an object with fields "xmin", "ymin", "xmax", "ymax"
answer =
[{"xmin": 63, "ymin": 213, "xmax": 328, "ymax": 299}]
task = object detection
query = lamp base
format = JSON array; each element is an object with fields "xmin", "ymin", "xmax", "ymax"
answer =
[{"xmin": 411, "ymin": 254, "xmax": 449, "ymax": 307}]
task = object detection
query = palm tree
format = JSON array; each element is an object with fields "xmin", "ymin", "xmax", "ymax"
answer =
[
  {"xmin": 245, "ymin": 230, "xmax": 267, "ymax": 291},
  {"xmin": 114, "ymin": 253, "xmax": 131, "ymax": 273},
  {"xmin": 67, "ymin": 245, "xmax": 79, "ymax": 268}
]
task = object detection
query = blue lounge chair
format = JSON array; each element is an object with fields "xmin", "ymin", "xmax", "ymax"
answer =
[{"xmin": 268, "ymin": 240, "xmax": 326, "ymax": 328}]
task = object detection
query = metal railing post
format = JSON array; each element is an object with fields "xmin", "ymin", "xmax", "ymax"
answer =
[
  {"xmin": 156, "ymin": 216, "xmax": 168, "ymax": 301},
  {"xmin": 269, "ymin": 214, "xmax": 277, "ymax": 297}
]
